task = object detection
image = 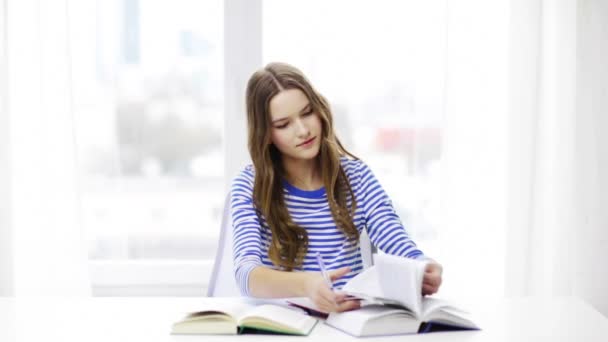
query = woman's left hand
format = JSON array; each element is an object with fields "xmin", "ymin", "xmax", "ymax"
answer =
[{"xmin": 422, "ymin": 260, "xmax": 443, "ymax": 296}]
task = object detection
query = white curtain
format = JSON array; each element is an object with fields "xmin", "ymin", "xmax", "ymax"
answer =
[
  {"xmin": 437, "ymin": 0, "xmax": 608, "ymax": 317},
  {"xmin": 507, "ymin": 0, "xmax": 580, "ymax": 297},
  {"xmin": 506, "ymin": 0, "xmax": 578, "ymax": 297},
  {"xmin": 432, "ymin": 0, "xmax": 509, "ymax": 302},
  {"xmin": 4, "ymin": 0, "xmax": 90, "ymax": 296},
  {"xmin": 507, "ymin": 0, "xmax": 608, "ymax": 316}
]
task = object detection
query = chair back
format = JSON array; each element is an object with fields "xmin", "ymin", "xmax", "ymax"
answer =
[
  {"xmin": 207, "ymin": 194, "xmax": 240, "ymax": 296},
  {"xmin": 360, "ymin": 228, "xmax": 376, "ymax": 269}
]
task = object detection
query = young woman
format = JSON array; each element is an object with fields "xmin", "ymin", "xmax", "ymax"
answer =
[{"xmin": 230, "ymin": 62, "xmax": 442, "ymax": 313}]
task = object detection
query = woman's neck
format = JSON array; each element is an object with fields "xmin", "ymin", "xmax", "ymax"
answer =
[{"xmin": 283, "ymin": 158, "xmax": 322, "ymax": 191}]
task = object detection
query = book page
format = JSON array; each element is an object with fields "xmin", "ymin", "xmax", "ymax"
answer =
[
  {"xmin": 376, "ymin": 253, "xmax": 425, "ymax": 317},
  {"xmin": 326, "ymin": 305, "xmax": 420, "ymax": 337},
  {"xmin": 341, "ymin": 266, "xmax": 384, "ymax": 299},
  {"xmin": 424, "ymin": 308, "xmax": 478, "ymax": 329},
  {"xmin": 179, "ymin": 301, "xmax": 252, "ymax": 321},
  {"xmin": 171, "ymin": 300, "xmax": 252, "ymax": 334},
  {"xmin": 341, "ymin": 267, "xmax": 409, "ymax": 309},
  {"xmin": 421, "ymin": 297, "xmax": 478, "ymax": 329},
  {"xmin": 421, "ymin": 297, "xmax": 456, "ymax": 317},
  {"xmin": 239, "ymin": 304, "xmax": 318, "ymax": 335}
]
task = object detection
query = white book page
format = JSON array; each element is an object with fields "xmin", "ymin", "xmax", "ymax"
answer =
[
  {"xmin": 421, "ymin": 297, "xmax": 453, "ymax": 316},
  {"xmin": 376, "ymin": 253, "xmax": 425, "ymax": 317},
  {"xmin": 425, "ymin": 309, "xmax": 478, "ymax": 329},
  {"xmin": 421, "ymin": 298, "xmax": 478, "ymax": 329},
  {"xmin": 240, "ymin": 304, "xmax": 317, "ymax": 332},
  {"xmin": 172, "ymin": 300, "xmax": 252, "ymax": 334},
  {"xmin": 342, "ymin": 266, "xmax": 384, "ymax": 298},
  {"xmin": 326, "ymin": 305, "xmax": 420, "ymax": 337},
  {"xmin": 181, "ymin": 300, "xmax": 252, "ymax": 321},
  {"xmin": 341, "ymin": 267, "xmax": 406, "ymax": 308}
]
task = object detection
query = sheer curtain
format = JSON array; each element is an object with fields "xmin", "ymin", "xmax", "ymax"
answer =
[
  {"xmin": 434, "ymin": 0, "xmax": 608, "ymax": 317},
  {"xmin": 507, "ymin": 1, "xmax": 577, "ymax": 296},
  {"xmin": 4, "ymin": 0, "xmax": 89, "ymax": 296},
  {"xmin": 506, "ymin": 0, "xmax": 577, "ymax": 298},
  {"xmin": 507, "ymin": 0, "xmax": 608, "ymax": 315},
  {"xmin": 432, "ymin": 0, "xmax": 509, "ymax": 302}
]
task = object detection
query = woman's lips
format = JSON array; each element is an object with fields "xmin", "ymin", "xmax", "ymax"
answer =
[{"xmin": 298, "ymin": 136, "xmax": 316, "ymax": 147}]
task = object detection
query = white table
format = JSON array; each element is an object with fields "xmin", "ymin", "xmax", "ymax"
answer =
[{"xmin": 0, "ymin": 296, "xmax": 606, "ymax": 341}]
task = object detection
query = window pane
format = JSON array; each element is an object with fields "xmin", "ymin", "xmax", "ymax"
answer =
[
  {"xmin": 263, "ymin": 0, "xmax": 446, "ymax": 247},
  {"xmin": 70, "ymin": 0, "xmax": 224, "ymax": 262}
]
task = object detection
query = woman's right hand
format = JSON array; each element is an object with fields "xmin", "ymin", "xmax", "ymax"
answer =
[{"xmin": 304, "ymin": 266, "xmax": 361, "ymax": 313}]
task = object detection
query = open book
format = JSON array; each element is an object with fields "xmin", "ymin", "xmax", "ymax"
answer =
[
  {"xmin": 171, "ymin": 301, "xmax": 318, "ymax": 336},
  {"xmin": 325, "ymin": 253, "xmax": 479, "ymax": 337}
]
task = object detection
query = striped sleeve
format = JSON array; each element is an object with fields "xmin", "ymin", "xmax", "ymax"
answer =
[
  {"xmin": 357, "ymin": 161, "xmax": 425, "ymax": 259},
  {"xmin": 230, "ymin": 166, "xmax": 263, "ymax": 296}
]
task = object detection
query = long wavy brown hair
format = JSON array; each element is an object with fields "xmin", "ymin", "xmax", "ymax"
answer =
[{"xmin": 245, "ymin": 62, "xmax": 360, "ymax": 270}]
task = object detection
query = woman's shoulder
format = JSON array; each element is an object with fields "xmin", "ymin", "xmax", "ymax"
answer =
[
  {"xmin": 231, "ymin": 164, "xmax": 255, "ymax": 188},
  {"xmin": 339, "ymin": 156, "xmax": 371, "ymax": 175},
  {"xmin": 241, "ymin": 164, "xmax": 255, "ymax": 175}
]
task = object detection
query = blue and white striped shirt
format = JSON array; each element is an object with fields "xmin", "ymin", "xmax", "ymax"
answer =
[{"xmin": 230, "ymin": 157, "xmax": 425, "ymax": 296}]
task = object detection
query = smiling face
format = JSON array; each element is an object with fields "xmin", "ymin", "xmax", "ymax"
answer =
[{"xmin": 268, "ymin": 88, "xmax": 322, "ymax": 164}]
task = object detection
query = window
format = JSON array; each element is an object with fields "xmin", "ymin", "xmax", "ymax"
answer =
[
  {"xmin": 3, "ymin": 0, "xmax": 510, "ymax": 300},
  {"xmin": 263, "ymin": 0, "xmax": 447, "ymax": 252},
  {"xmin": 71, "ymin": 0, "xmax": 449, "ymax": 295},
  {"xmin": 70, "ymin": 0, "xmax": 224, "ymax": 295}
]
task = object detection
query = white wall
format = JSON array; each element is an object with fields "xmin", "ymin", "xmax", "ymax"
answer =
[{"xmin": 575, "ymin": 0, "xmax": 608, "ymax": 317}]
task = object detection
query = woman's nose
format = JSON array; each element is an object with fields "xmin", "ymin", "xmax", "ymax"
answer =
[{"xmin": 294, "ymin": 119, "xmax": 309, "ymax": 137}]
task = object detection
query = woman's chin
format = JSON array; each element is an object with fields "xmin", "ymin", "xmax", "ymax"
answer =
[{"xmin": 286, "ymin": 147, "xmax": 320, "ymax": 161}]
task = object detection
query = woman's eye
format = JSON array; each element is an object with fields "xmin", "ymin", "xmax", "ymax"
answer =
[
  {"xmin": 302, "ymin": 110, "xmax": 314, "ymax": 117},
  {"xmin": 275, "ymin": 123, "xmax": 288, "ymax": 129}
]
